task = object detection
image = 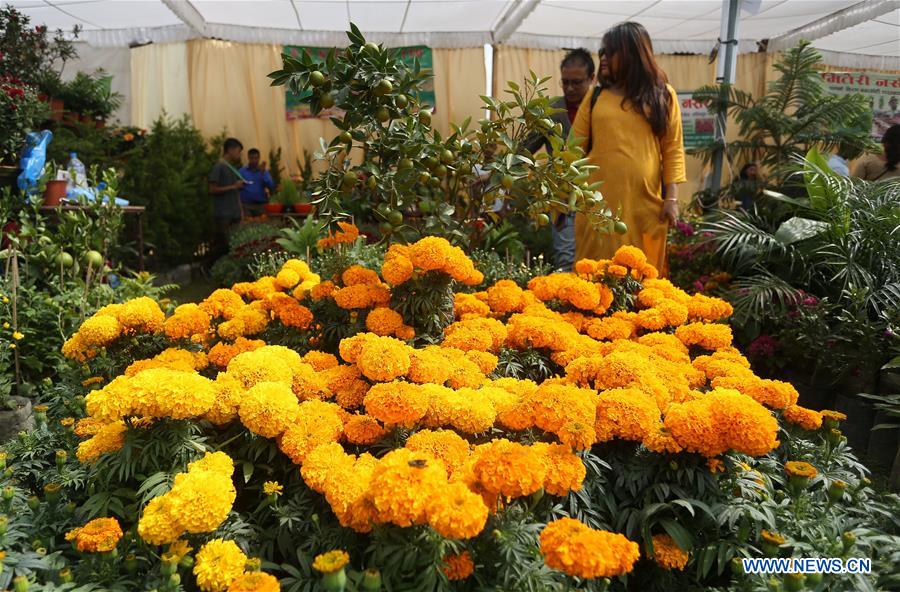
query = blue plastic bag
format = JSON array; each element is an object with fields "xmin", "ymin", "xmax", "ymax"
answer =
[{"xmin": 17, "ymin": 130, "xmax": 53, "ymax": 193}]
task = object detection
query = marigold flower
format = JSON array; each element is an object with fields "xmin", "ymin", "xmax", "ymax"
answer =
[
  {"xmin": 200, "ymin": 289, "xmax": 245, "ymax": 320},
  {"xmin": 594, "ymin": 388, "xmax": 659, "ymax": 443},
  {"xmin": 369, "ymin": 448, "xmax": 447, "ymax": 527},
  {"xmin": 313, "ymin": 550, "xmax": 350, "ymax": 573},
  {"xmin": 364, "ymin": 382, "xmax": 428, "ymax": 428},
  {"xmin": 442, "ymin": 551, "xmax": 475, "ymax": 580},
  {"xmin": 532, "ymin": 442, "xmax": 586, "ymax": 496},
  {"xmin": 426, "ymin": 481, "xmax": 488, "ymax": 539},
  {"xmin": 194, "ymin": 539, "xmax": 248, "ymax": 592},
  {"xmin": 263, "ymin": 481, "xmax": 283, "ymax": 497},
  {"xmin": 343, "ymin": 414, "xmax": 388, "ymax": 445},
  {"xmin": 227, "ymin": 572, "xmax": 280, "ymax": 592},
  {"xmin": 164, "ymin": 303, "xmax": 211, "ymax": 340},
  {"xmin": 354, "ymin": 335, "xmax": 412, "ymax": 382},
  {"xmin": 278, "ymin": 400, "xmax": 345, "ymax": 464},
  {"xmin": 675, "ymin": 322, "xmax": 733, "ymax": 350},
  {"xmin": 784, "ymin": 461, "xmax": 817, "ymax": 479},
  {"xmin": 652, "ymin": 534, "xmax": 689, "ymax": 570},
  {"xmin": 612, "ymin": 245, "xmax": 648, "ymax": 269},
  {"xmin": 540, "ymin": 518, "xmax": 639, "ymax": 578},
  {"xmin": 782, "ymin": 404, "xmax": 823, "ymax": 431},
  {"xmin": 473, "ymin": 439, "xmax": 546, "ymax": 498},
  {"xmin": 406, "ymin": 429, "xmax": 470, "ymax": 475},
  {"xmin": 65, "ymin": 517, "xmax": 122, "ymax": 553},
  {"xmin": 365, "ymin": 307, "xmax": 405, "ymax": 337},
  {"xmin": 76, "ymin": 421, "xmax": 126, "ymax": 463}
]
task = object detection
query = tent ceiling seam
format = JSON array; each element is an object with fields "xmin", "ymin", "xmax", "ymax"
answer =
[
  {"xmin": 289, "ymin": 0, "xmax": 304, "ymax": 31},
  {"xmin": 41, "ymin": 0, "xmax": 102, "ymax": 29},
  {"xmin": 399, "ymin": 0, "xmax": 412, "ymax": 34}
]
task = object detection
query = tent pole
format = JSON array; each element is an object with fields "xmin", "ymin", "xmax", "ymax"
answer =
[{"xmin": 709, "ymin": 0, "xmax": 742, "ymax": 206}]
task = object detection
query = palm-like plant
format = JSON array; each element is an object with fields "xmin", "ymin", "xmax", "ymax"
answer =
[
  {"xmin": 701, "ymin": 153, "xmax": 900, "ymax": 379},
  {"xmin": 692, "ymin": 41, "xmax": 877, "ymax": 185}
]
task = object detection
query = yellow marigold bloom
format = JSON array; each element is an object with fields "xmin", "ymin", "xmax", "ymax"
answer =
[
  {"xmin": 333, "ymin": 283, "xmax": 391, "ymax": 310},
  {"xmin": 540, "ymin": 518, "xmax": 639, "ymax": 579},
  {"xmin": 527, "ymin": 382, "xmax": 597, "ymax": 438},
  {"xmin": 278, "ymin": 400, "xmax": 344, "ymax": 464},
  {"xmin": 65, "ymin": 517, "xmax": 122, "ymax": 553},
  {"xmin": 200, "ymin": 288, "xmax": 244, "ymax": 320},
  {"xmin": 594, "ymin": 388, "xmax": 659, "ymax": 443},
  {"xmin": 114, "ymin": 368, "xmax": 216, "ymax": 421},
  {"xmin": 302, "ymin": 351, "xmax": 339, "ymax": 371},
  {"xmin": 281, "ymin": 258, "xmax": 312, "ymax": 277},
  {"xmin": 239, "ymin": 381, "xmax": 300, "ymax": 438},
  {"xmin": 713, "ymin": 377, "xmax": 798, "ymax": 410},
  {"xmin": 407, "ymin": 347, "xmax": 453, "ymax": 385},
  {"xmin": 76, "ymin": 421, "xmax": 126, "ymax": 463},
  {"xmin": 320, "ymin": 365, "xmax": 368, "ymax": 409},
  {"xmin": 274, "ymin": 268, "xmax": 301, "ymax": 290},
  {"xmin": 126, "ymin": 348, "xmax": 208, "ymax": 376},
  {"xmin": 167, "ymin": 539, "xmax": 193, "ymax": 562},
  {"xmin": 444, "ymin": 317, "xmax": 507, "ymax": 352},
  {"xmin": 355, "ymin": 335, "xmax": 412, "ymax": 382},
  {"xmin": 785, "ymin": 461, "xmax": 818, "ymax": 479},
  {"xmin": 310, "ymin": 280, "xmax": 336, "ymax": 300},
  {"xmin": 227, "ymin": 572, "xmax": 280, "ymax": 592},
  {"xmin": 687, "ymin": 293, "xmax": 733, "ymax": 322},
  {"xmin": 442, "ymin": 551, "xmax": 475, "ymax": 580},
  {"xmin": 194, "ymin": 539, "xmax": 248, "ymax": 592},
  {"xmin": 465, "ymin": 350, "xmax": 498, "ymax": 375},
  {"xmin": 761, "ymin": 530, "xmax": 785, "ymax": 545},
  {"xmin": 365, "ymin": 307, "xmax": 405, "ymax": 337},
  {"xmin": 364, "ymin": 382, "xmax": 428, "ymax": 428},
  {"xmin": 75, "ymin": 315, "xmax": 122, "ymax": 348},
  {"xmin": 117, "ymin": 297, "xmax": 165, "ymax": 334},
  {"xmin": 369, "ymin": 448, "xmax": 448, "ymax": 527},
  {"xmin": 441, "ymin": 326, "xmax": 493, "ymax": 352},
  {"xmin": 164, "ymin": 303, "xmax": 211, "ymax": 340},
  {"xmin": 607, "ymin": 264, "xmax": 628, "ymax": 278},
  {"xmin": 226, "ymin": 346, "xmax": 295, "ymax": 389},
  {"xmin": 263, "ymin": 481, "xmax": 283, "ymax": 497},
  {"xmin": 137, "ymin": 496, "xmax": 183, "ymax": 545},
  {"xmin": 675, "ymin": 322, "xmax": 733, "ymax": 351},
  {"xmin": 267, "ymin": 293, "xmax": 314, "ymax": 329},
  {"xmin": 473, "ymin": 439, "xmax": 546, "ymax": 498},
  {"xmin": 343, "ymin": 414, "xmax": 388, "ymax": 445},
  {"xmin": 81, "ymin": 376, "xmax": 104, "ymax": 387},
  {"xmin": 643, "ymin": 424, "xmax": 684, "ymax": 454},
  {"xmin": 652, "ymin": 534, "xmax": 689, "ymax": 570},
  {"xmin": 484, "ymin": 280, "xmax": 529, "ymax": 315},
  {"xmin": 532, "ymin": 442, "xmax": 586, "ymax": 496},
  {"xmin": 454, "ymin": 292, "xmax": 490, "ymax": 319},
  {"xmin": 74, "ymin": 417, "xmax": 104, "ymax": 438},
  {"xmin": 341, "ymin": 265, "xmax": 379, "ymax": 287},
  {"xmin": 300, "ymin": 442, "xmax": 356, "ymax": 493},
  {"xmin": 406, "ymin": 429, "xmax": 470, "ymax": 475},
  {"xmin": 313, "ymin": 550, "xmax": 350, "ymax": 573},
  {"xmin": 426, "ymin": 481, "xmax": 488, "ymax": 539},
  {"xmin": 205, "ymin": 373, "xmax": 244, "ymax": 425}
]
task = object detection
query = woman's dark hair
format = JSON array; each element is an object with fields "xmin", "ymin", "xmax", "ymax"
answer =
[
  {"xmin": 600, "ymin": 21, "xmax": 671, "ymax": 136},
  {"xmin": 882, "ymin": 124, "xmax": 900, "ymax": 171},
  {"xmin": 739, "ymin": 163, "xmax": 757, "ymax": 180},
  {"xmin": 561, "ymin": 48, "xmax": 595, "ymax": 79}
]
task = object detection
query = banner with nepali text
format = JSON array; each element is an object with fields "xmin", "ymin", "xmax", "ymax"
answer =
[{"xmin": 821, "ymin": 71, "xmax": 900, "ymax": 139}]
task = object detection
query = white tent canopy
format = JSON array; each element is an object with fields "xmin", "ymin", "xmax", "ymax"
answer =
[{"xmin": 6, "ymin": 0, "xmax": 900, "ymax": 68}]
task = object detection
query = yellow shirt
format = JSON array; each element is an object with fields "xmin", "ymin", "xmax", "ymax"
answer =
[{"xmin": 570, "ymin": 84, "xmax": 686, "ymax": 273}]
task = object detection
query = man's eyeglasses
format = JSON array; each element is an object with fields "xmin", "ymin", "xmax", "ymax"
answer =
[{"xmin": 561, "ymin": 78, "xmax": 589, "ymax": 88}]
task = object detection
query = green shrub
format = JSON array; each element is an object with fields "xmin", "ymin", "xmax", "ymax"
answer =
[{"xmin": 121, "ymin": 115, "xmax": 220, "ymax": 267}]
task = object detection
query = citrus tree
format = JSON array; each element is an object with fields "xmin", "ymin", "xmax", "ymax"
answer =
[{"xmin": 269, "ymin": 24, "xmax": 620, "ymax": 245}]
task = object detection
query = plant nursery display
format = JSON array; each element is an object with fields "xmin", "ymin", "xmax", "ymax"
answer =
[
  {"xmin": 269, "ymin": 26, "xmax": 620, "ymax": 247},
  {"xmin": 1, "ymin": 228, "xmax": 897, "ymax": 592}
]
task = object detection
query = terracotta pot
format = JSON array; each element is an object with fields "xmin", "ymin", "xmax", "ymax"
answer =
[
  {"xmin": 0, "ymin": 396, "xmax": 34, "ymax": 443},
  {"xmin": 50, "ymin": 98, "xmax": 64, "ymax": 121},
  {"xmin": 43, "ymin": 179, "xmax": 68, "ymax": 206},
  {"xmin": 63, "ymin": 110, "xmax": 80, "ymax": 124},
  {"xmin": 293, "ymin": 203, "xmax": 314, "ymax": 215},
  {"xmin": 264, "ymin": 203, "xmax": 284, "ymax": 214}
]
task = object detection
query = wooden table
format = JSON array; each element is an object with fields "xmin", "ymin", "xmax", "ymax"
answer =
[{"xmin": 39, "ymin": 204, "xmax": 147, "ymax": 271}]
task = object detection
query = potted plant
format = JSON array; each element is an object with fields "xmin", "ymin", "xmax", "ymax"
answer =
[
  {"xmin": 42, "ymin": 162, "xmax": 67, "ymax": 206},
  {"xmin": 265, "ymin": 188, "xmax": 285, "ymax": 214},
  {"xmin": 279, "ymin": 178, "xmax": 306, "ymax": 214},
  {"xmin": 0, "ymin": 78, "xmax": 49, "ymax": 185}
]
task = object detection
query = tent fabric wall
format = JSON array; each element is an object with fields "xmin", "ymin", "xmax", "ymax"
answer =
[
  {"xmin": 129, "ymin": 40, "xmax": 486, "ymax": 177},
  {"xmin": 130, "ymin": 42, "xmax": 191, "ymax": 129}
]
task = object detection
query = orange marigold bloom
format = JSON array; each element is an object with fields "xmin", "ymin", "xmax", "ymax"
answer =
[
  {"xmin": 278, "ymin": 400, "xmax": 344, "ymax": 465},
  {"xmin": 65, "ymin": 517, "xmax": 123, "ymax": 553},
  {"xmin": 540, "ymin": 518, "xmax": 639, "ymax": 579},
  {"xmin": 426, "ymin": 481, "xmax": 489, "ymax": 539},
  {"xmin": 675, "ymin": 322, "xmax": 733, "ymax": 350},
  {"xmin": 342, "ymin": 265, "xmax": 380, "ymax": 286},
  {"xmin": 208, "ymin": 337, "xmax": 266, "ymax": 368},
  {"xmin": 343, "ymin": 414, "xmax": 388, "ymax": 445},
  {"xmin": 302, "ymin": 351, "xmax": 339, "ymax": 371},
  {"xmin": 310, "ymin": 280, "xmax": 336, "ymax": 300},
  {"xmin": 381, "ymin": 255, "xmax": 415, "ymax": 286},
  {"xmin": 785, "ymin": 460, "xmax": 818, "ymax": 479},
  {"xmin": 355, "ymin": 335, "xmax": 412, "ymax": 382},
  {"xmin": 406, "ymin": 429, "xmax": 470, "ymax": 475},
  {"xmin": 612, "ymin": 245, "xmax": 648, "ymax": 269},
  {"xmin": 368, "ymin": 448, "xmax": 447, "ymax": 527},
  {"xmin": 364, "ymin": 382, "xmax": 428, "ymax": 428},
  {"xmin": 532, "ymin": 442, "xmax": 586, "ymax": 496},
  {"xmin": 227, "ymin": 572, "xmax": 280, "ymax": 592},
  {"xmin": 594, "ymin": 388, "xmax": 659, "ymax": 443},
  {"xmin": 407, "ymin": 346, "xmax": 453, "ymax": 385},
  {"xmin": 652, "ymin": 533, "xmax": 689, "ymax": 570},
  {"xmin": 454, "ymin": 292, "xmax": 490, "ymax": 319},
  {"xmin": 442, "ymin": 551, "xmax": 475, "ymax": 581},
  {"xmin": 164, "ymin": 303, "xmax": 211, "ymax": 341},
  {"xmin": 365, "ymin": 307, "xmax": 405, "ymax": 337},
  {"xmin": 473, "ymin": 439, "xmax": 546, "ymax": 498}
]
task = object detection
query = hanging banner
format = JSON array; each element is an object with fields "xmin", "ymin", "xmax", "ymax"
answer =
[
  {"xmin": 283, "ymin": 45, "xmax": 435, "ymax": 120},
  {"xmin": 821, "ymin": 71, "xmax": 900, "ymax": 139},
  {"xmin": 677, "ymin": 92, "xmax": 715, "ymax": 149}
]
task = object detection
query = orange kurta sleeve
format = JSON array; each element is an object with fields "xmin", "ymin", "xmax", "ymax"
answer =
[
  {"xmin": 661, "ymin": 85, "xmax": 687, "ymax": 185},
  {"xmin": 569, "ymin": 89, "xmax": 594, "ymax": 152}
]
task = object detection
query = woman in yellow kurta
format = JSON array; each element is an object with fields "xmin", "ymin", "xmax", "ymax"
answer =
[{"xmin": 571, "ymin": 22, "xmax": 686, "ymax": 274}]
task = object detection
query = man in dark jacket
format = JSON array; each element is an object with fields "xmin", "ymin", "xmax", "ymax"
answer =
[{"xmin": 524, "ymin": 48, "xmax": 595, "ymax": 271}]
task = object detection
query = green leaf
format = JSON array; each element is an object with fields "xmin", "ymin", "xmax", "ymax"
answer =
[
  {"xmin": 659, "ymin": 518, "xmax": 693, "ymax": 551},
  {"xmin": 882, "ymin": 356, "xmax": 900, "ymax": 372},
  {"xmin": 773, "ymin": 216, "xmax": 829, "ymax": 244},
  {"xmin": 242, "ymin": 460, "xmax": 254, "ymax": 483}
]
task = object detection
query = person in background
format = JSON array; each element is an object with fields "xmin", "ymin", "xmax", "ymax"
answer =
[
  {"xmin": 208, "ymin": 137, "xmax": 245, "ymax": 259},
  {"xmin": 733, "ymin": 162, "xmax": 762, "ymax": 210},
  {"xmin": 239, "ymin": 148, "xmax": 275, "ymax": 218},
  {"xmin": 524, "ymin": 48, "xmax": 596, "ymax": 271},
  {"xmin": 571, "ymin": 22, "xmax": 685, "ymax": 274},
  {"xmin": 854, "ymin": 124, "xmax": 900, "ymax": 181}
]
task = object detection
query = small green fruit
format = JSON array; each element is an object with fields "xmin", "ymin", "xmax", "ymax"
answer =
[
  {"xmin": 84, "ymin": 250, "xmax": 104, "ymax": 268},
  {"xmin": 309, "ymin": 71, "xmax": 325, "ymax": 87},
  {"xmin": 378, "ymin": 222, "xmax": 393, "ymax": 236},
  {"xmin": 341, "ymin": 171, "xmax": 358, "ymax": 188},
  {"xmin": 537, "ymin": 213, "xmax": 550, "ymax": 226},
  {"xmin": 398, "ymin": 158, "xmax": 414, "ymax": 170},
  {"xmin": 440, "ymin": 149, "xmax": 454, "ymax": 165},
  {"xmin": 319, "ymin": 93, "xmax": 335, "ymax": 109},
  {"xmin": 375, "ymin": 106, "xmax": 390, "ymax": 122},
  {"xmin": 614, "ymin": 220, "xmax": 628, "ymax": 234},
  {"xmin": 364, "ymin": 42, "xmax": 380, "ymax": 53},
  {"xmin": 418, "ymin": 110, "xmax": 432, "ymax": 126},
  {"xmin": 387, "ymin": 210, "xmax": 404, "ymax": 226},
  {"xmin": 434, "ymin": 164, "xmax": 448, "ymax": 177},
  {"xmin": 394, "ymin": 94, "xmax": 409, "ymax": 108},
  {"xmin": 366, "ymin": 176, "xmax": 378, "ymax": 190},
  {"xmin": 501, "ymin": 174, "xmax": 514, "ymax": 190},
  {"xmin": 338, "ymin": 131, "xmax": 352, "ymax": 144},
  {"xmin": 374, "ymin": 79, "xmax": 393, "ymax": 97},
  {"xmin": 55, "ymin": 252, "xmax": 74, "ymax": 268}
]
